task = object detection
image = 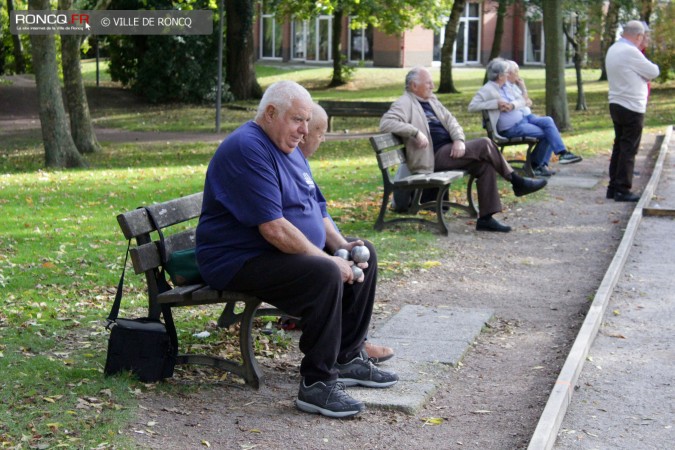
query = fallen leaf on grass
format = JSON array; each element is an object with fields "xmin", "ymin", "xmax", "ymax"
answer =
[{"xmin": 472, "ymin": 410, "xmax": 492, "ymax": 414}]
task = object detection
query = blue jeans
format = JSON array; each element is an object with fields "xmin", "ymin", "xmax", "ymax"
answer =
[{"xmin": 500, "ymin": 114, "xmax": 566, "ymax": 168}]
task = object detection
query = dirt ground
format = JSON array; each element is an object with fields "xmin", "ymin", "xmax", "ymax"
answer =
[{"xmin": 0, "ymin": 76, "xmax": 657, "ymax": 450}]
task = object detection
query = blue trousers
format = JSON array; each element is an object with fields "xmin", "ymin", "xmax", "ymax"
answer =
[{"xmin": 501, "ymin": 115, "xmax": 566, "ymax": 168}]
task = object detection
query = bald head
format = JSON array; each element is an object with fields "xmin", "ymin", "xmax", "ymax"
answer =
[{"xmin": 299, "ymin": 103, "xmax": 328, "ymax": 159}]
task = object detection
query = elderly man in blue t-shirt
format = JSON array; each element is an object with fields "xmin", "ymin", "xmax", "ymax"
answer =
[{"xmin": 196, "ymin": 81, "xmax": 397, "ymax": 418}]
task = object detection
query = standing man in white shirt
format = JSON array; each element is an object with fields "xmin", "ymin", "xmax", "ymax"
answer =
[{"xmin": 605, "ymin": 20, "xmax": 660, "ymax": 202}]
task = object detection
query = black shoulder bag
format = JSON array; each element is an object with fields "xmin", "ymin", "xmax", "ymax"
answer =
[{"xmin": 104, "ymin": 240, "xmax": 178, "ymax": 382}]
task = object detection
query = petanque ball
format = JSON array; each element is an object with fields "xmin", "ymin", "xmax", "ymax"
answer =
[
  {"xmin": 334, "ymin": 248, "xmax": 350, "ymax": 260},
  {"xmin": 351, "ymin": 245, "xmax": 370, "ymax": 263},
  {"xmin": 351, "ymin": 265, "xmax": 364, "ymax": 281}
]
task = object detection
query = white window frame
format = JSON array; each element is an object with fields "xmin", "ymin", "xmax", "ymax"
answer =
[
  {"xmin": 454, "ymin": 2, "xmax": 481, "ymax": 65},
  {"xmin": 291, "ymin": 15, "xmax": 332, "ymax": 63},
  {"xmin": 259, "ymin": 11, "xmax": 282, "ymax": 60},
  {"xmin": 433, "ymin": 3, "xmax": 481, "ymax": 66},
  {"xmin": 524, "ymin": 9, "xmax": 576, "ymax": 66},
  {"xmin": 524, "ymin": 19, "xmax": 545, "ymax": 65},
  {"xmin": 348, "ymin": 18, "xmax": 373, "ymax": 63}
]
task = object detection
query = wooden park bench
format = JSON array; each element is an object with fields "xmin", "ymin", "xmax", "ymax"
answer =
[
  {"xmin": 116, "ymin": 193, "xmax": 280, "ymax": 389},
  {"xmin": 482, "ymin": 109, "xmax": 539, "ymax": 177},
  {"xmin": 369, "ymin": 133, "xmax": 478, "ymax": 236},
  {"xmin": 318, "ymin": 100, "xmax": 392, "ymax": 132}
]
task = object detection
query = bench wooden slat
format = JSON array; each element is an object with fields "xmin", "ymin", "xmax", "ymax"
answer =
[
  {"xmin": 128, "ymin": 229, "xmax": 196, "ymax": 275},
  {"xmin": 157, "ymin": 283, "xmax": 206, "ymax": 304},
  {"xmin": 117, "ymin": 192, "xmax": 203, "ymax": 240},
  {"xmin": 317, "ymin": 100, "xmax": 392, "ymax": 132}
]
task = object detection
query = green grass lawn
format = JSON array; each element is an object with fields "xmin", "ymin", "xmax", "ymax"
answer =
[{"xmin": 0, "ymin": 63, "xmax": 673, "ymax": 448}]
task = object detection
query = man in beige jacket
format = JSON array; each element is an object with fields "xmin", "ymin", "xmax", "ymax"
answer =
[{"xmin": 380, "ymin": 66, "xmax": 547, "ymax": 232}]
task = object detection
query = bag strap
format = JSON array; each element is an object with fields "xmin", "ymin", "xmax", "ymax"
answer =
[
  {"xmin": 113, "ymin": 208, "xmax": 178, "ymax": 354},
  {"xmin": 143, "ymin": 206, "xmax": 168, "ymax": 264},
  {"xmin": 106, "ymin": 239, "xmax": 131, "ymax": 324}
]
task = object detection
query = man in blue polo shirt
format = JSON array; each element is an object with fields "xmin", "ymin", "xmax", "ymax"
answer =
[{"xmin": 196, "ymin": 81, "xmax": 397, "ymax": 418}]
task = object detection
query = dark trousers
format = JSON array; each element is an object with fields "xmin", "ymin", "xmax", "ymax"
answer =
[
  {"xmin": 609, "ymin": 103, "xmax": 644, "ymax": 193},
  {"xmin": 225, "ymin": 240, "xmax": 377, "ymax": 383},
  {"xmin": 434, "ymin": 137, "xmax": 512, "ymax": 218}
]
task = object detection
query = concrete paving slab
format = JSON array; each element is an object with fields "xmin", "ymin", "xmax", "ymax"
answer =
[
  {"xmin": 546, "ymin": 175, "xmax": 599, "ymax": 189},
  {"xmin": 350, "ymin": 305, "xmax": 493, "ymax": 414}
]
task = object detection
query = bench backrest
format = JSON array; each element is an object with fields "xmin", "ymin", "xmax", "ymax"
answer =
[
  {"xmin": 481, "ymin": 109, "xmax": 498, "ymax": 141},
  {"xmin": 318, "ymin": 100, "xmax": 392, "ymax": 116},
  {"xmin": 369, "ymin": 133, "xmax": 407, "ymax": 186},
  {"xmin": 117, "ymin": 192, "xmax": 203, "ymax": 276}
]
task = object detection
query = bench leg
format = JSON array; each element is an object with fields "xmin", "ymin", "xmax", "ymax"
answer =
[
  {"xmin": 374, "ymin": 185, "xmax": 393, "ymax": 231},
  {"xmin": 434, "ymin": 186, "xmax": 450, "ymax": 236},
  {"xmin": 466, "ymin": 175, "xmax": 479, "ymax": 217},
  {"xmin": 239, "ymin": 300, "xmax": 264, "ymax": 389},
  {"xmin": 524, "ymin": 142, "xmax": 536, "ymax": 177}
]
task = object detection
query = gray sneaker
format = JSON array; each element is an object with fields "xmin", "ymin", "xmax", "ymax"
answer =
[
  {"xmin": 336, "ymin": 354, "xmax": 399, "ymax": 388},
  {"xmin": 296, "ymin": 379, "xmax": 364, "ymax": 418},
  {"xmin": 558, "ymin": 151, "xmax": 582, "ymax": 164}
]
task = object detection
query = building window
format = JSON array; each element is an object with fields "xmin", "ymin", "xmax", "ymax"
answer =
[
  {"xmin": 348, "ymin": 20, "xmax": 373, "ymax": 62},
  {"xmin": 525, "ymin": 20, "xmax": 544, "ymax": 64},
  {"xmin": 525, "ymin": 14, "xmax": 576, "ymax": 65},
  {"xmin": 434, "ymin": 2, "xmax": 481, "ymax": 65},
  {"xmin": 291, "ymin": 15, "xmax": 332, "ymax": 62},
  {"xmin": 260, "ymin": 7, "xmax": 282, "ymax": 59}
]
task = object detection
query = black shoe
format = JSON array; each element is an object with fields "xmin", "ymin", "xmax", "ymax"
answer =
[
  {"xmin": 606, "ymin": 187, "xmax": 615, "ymax": 199},
  {"xmin": 296, "ymin": 379, "xmax": 364, "ymax": 418},
  {"xmin": 336, "ymin": 354, "xmax": 399, "ymax": 388},
  {"xmin": 614, "ymin": 191, "xmax": 640, "ymax": 202},
  {"xmin": 476, "ymin": 216, "xmax": 511, "ymax": 232},
  {"xmin": 512, "ymin": 176, "xmax": 547, "ymax": 197}
]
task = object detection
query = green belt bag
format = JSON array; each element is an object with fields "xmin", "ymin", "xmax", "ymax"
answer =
[
  {"xmin": 144, "ymin": 207, "xmax": 204, "ymax": 286},
  {"xmin": 165, "ymin": 248, "xmax": 202, "ymax": 286}
]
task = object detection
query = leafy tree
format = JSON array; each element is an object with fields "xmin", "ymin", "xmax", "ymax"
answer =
[
  {"xmin": 28, "ymin": 0, "xmax": 85, "ymax": 167},
  {"xmin": 106, "ymin": 0, "xmax": 227, "ymax": 103},
  {"xmin": 598, "ymin": 0, "xmax": 621, "ymax": 81},
  {"xmin": 542, "ymin": 0, "xmax": 569, "ymax": 130},
  {"xmin": 59, "ymin": 0, "xmax": 101, "ymax": 154},
  {"xmin": 563, "ymin": 14, "xmax": 587, "ymax": 110},
  {"xmin": 4, "ymin": 0, "xmax": 27, "ymax": 73},
  {"xmin": 649, "ymin": 1, "xmax": 674, "ymax": 82},
  {"xmin": 437, "ymin": 0, "xmax": 465, "ymax": 94},
  {"xmin": 482, "ymin": 0, "xmax": 512, "ymax": 84},
  {"xmin": 225, "ymin": 0, "xmax": 261, "ymax": 99},
  {"xmin": 274, "ymin": 0, "xmax": 444, "ymax": 87}
]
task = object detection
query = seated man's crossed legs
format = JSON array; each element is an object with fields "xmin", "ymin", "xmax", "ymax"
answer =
[
  {"xmin": 433, "ymin": 137, "xmax": 547, "ymax": 232},
  {"xmin": 225, "ymin": 240, "xmax": 397, "ymax": 418}
]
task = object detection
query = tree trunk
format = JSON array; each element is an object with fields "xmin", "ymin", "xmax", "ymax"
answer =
[
  {"xmin": 225, "ymin": 0, "xmax": 262, "ymax": 100},
  {"xmin": 29, "ymin": 0, "xmax": 85, "ymax": 168},
  {"xmin": 640, "ymin": 0, "xmax": 654, "ymax": 24},
  {"xmin": 7, "ymin": 0, "xmax": 27, "ymax": 73},
  {"xmin": 329, "ymin": 8, "xmax": 345, "ymax": 87},
  {"xmin": 483, "ymin": 0, "xmax": 508, "ymax": 84},
  {"xmin": 542, "ymin": 0, "xmax": 570, "ymax": 130},
  {"xmin": 59, "ymin": 0, "xmax": 101, "ymax": 154},
  {"xmin": 438, "ymin": 0, "xmax": 466, "ymax": 94},
  {"xmin": 599, "ymin": 0, "xmax": 620, "ymax": 81},
  {"xmin": 563, "ymin": 20, "xmax": 587, "ymax": 111}
]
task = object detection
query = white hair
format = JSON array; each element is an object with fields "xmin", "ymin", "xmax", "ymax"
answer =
[
  {"xmin": 255, "ymin": 80, "xmax": 313, "ymax": 120},
  {"xmin": 622, "ymin": 20, "xmax": 646, "ymax": 37}
]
